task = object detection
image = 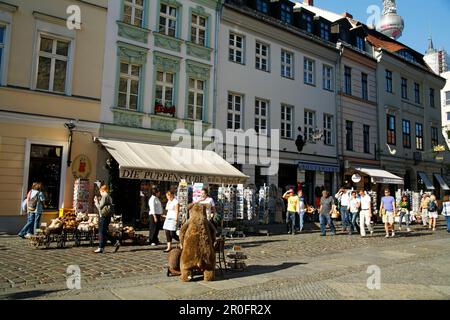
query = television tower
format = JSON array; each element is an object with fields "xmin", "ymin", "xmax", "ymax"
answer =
[{"xmin": 376, "ymin": 0, "xmax": 405, "ymax": 40}]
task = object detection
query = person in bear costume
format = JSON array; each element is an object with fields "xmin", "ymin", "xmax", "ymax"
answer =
[{"xmin": 179, "ymin": 203, "xmax": 216, "ymax": 281}]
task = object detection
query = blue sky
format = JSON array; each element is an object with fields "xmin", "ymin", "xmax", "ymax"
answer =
[{"xmin": 305, "ymin": 0, "xmax": 450, "ymax": 54}]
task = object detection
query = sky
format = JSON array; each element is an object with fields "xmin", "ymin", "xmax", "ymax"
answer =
[{"xmin": 300, "ymin": 0, "xmax": 450, "ymax": 54}]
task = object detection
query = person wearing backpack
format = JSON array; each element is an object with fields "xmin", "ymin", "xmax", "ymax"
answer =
[
  {"xmin": 18, "ymin": 182, "xmax": 45, "ymax": 239},
  {"xmin": 94, "ymin": 185, "xmax": 120, "ymax": 254},
  {"xmin": 428, "ymin": 194, "xmax": 438, "ymax": 231},
  {"xmin": 441, "ymin": 195, "xmax": 450, "ymax": 233}
]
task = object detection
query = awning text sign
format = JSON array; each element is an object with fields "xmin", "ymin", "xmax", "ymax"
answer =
[{"xmin": 120, "ymin": 168, "xmax": 246, "ymax": 185}]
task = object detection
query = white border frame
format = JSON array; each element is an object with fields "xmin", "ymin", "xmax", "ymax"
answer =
[
  {"xmin": 0, "ymin": 10, "xmax": 12, "ymax": 86},
  {"xmin": 21, "ymin": 139, "xmax": 69, "ymax": 215}
]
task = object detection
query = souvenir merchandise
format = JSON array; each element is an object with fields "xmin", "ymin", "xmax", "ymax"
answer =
[
  {"xmin": 236, "ymin": 184, "xmax": 245, "ymax": 220},
  {"xmin": 177, "ymin": 180, "xmax": 189, "ymax": 225},
  {"xmin": 243, "ymin": 187, "xmax": 256, "ymax": 221},
  {"xmin": 73, "ymin": 178, "xmax": 90, "ymax": 213}
]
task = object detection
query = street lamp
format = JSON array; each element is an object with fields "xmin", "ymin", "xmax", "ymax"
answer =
[{"xmin": 64, "ymin": 121, "xmax": 76, "ymax": 167}]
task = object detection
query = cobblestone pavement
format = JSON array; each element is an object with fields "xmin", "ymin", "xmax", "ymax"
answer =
[{"xmin": 0, "ymin": 219, "xmax": 449, "ymax": 300}]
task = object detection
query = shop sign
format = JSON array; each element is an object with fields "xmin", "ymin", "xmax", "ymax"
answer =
[
  {"xmin": 120, "ymin": 168, "xmax": 246, "ymax": 185},
  {"xmin": 352, "ymin": 173, "xmax": 362, "ymax": 183},
  {"xmin": 72, "ymin": 155, "xmax": 91, "ymax": 178}
]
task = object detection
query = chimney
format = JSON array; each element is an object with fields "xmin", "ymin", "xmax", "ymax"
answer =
[
  {"xmin": 341, "ymin": 12, "xmax": 353, "ymax": 19},
  {"xmin": 303, "ymin": 0, "xmax": 314, "ymax": 6}
]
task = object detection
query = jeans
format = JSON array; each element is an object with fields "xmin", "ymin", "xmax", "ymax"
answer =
[
  {"xmin": 34, "ymin": 212, "xmax": 42, "ymax": 234},
  {"xmin": 320, "ymin": 214, "xmax": 336, "ymax": 235},
  {"xmin": 446, "ymin": 216, "xmax": 450, "ymax": 232},
  {"xmin": 286, "ymin": 211, "xmax": 296, "ymax": 234},
  {"xmin": 98, "ymin": 216, "xmax": 117, "ymax": 249},
  {"xmin": 340, "ymin": 206, "xmax": 350, "ymax": 229},
  {"xmin": 18, "ymin": 212, "xmax": 36, "ymax": 236},
  {"xmin": 399, "ymin": 210, "xmax": 410, "ymax": 228},
  {"xmin": 298, "ymin": 210, "xmax": 305, "ymax": 231},
  {"xmin": 350, "ymin": 211, "xmax": 359, "ymax": 233}
]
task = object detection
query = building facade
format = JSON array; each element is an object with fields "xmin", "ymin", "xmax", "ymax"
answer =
[{"xmin": 0, "ymin": 0, "xmax": 108, "ymax": 233}]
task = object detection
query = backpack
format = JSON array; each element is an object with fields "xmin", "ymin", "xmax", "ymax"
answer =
[
  {"xmin": 428, "ymin": 200, "xmax": 437, "ymax": 212},
  {"xmin": 27, "ymin": 192, "xmax": 39, "ymax": 212}
]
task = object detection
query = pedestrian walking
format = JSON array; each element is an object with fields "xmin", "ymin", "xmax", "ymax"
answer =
[
  {"xmin": 398, "ymin": 194, "xmax": 411, "ymax": 232},
  {"xmin": 380, "ymin": 189, "xmax": 396, "ymax": 238},
  {"xmin": 428, "ymin": 194, "xmax": 438, "ymax": 231},
  {"xmin": 420, "ymin": 194, "xmax": 430, "ymax": 227},
  {"xmin": 296, "ymin": 190, "xmax": 306, "ymax": 232},
  {"xmin": 359, "ymin": 190, "xmax": 373, "ymax": 237},
  {"xmin": 18, "ymin": 182, "xmax": 46, "ymax": 238},
  {"xmin": 349, "ymin": 191, "xmax": 360, "ymax": 235},
  {"xmin": 441, "ymin": 196, "xmax": 450, "ymax": 233},
  {"xmin": 149, "ymin": 187, "xmax": 163, "ymax": 246},
  {"xmin": 319, "ymin": 190, "xmax": 336, "ymax": 236},
  {"xmin": 283, "ymin": 189, "xmax": 298, "ymax": 235},
  {"xmin": 163, "ymin": 190, "xmax": 179, "ymax": 253},
  {"xmin": 94, "ymin": 185, "xmax": 120, "ymax": 254},
  {"xmin": 335, "ymin": 187, "xmax": 351, "ymax": 233}
]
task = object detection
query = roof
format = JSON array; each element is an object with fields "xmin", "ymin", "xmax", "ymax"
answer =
[
  {"xmin": 293, "ymin": 2, "xmax": 342, "ymax": 22},
  {"xmin": 366, "ymin": 34, "xmax": 407, "ymax": 53}
]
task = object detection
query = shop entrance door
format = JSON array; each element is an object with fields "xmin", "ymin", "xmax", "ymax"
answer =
[{"xmin": 116, "ymin": 179, "xmax": 141, "ymax": 225}]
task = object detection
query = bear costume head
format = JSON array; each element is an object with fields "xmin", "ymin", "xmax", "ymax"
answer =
[{"xmin": 179, "ymin": 204, "xmax": 216, "ymax": 281}]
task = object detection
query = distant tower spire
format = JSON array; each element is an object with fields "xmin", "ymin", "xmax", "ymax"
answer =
[
  {"xmin": 426, "ymin": 36, "xmax": 436, "ymax": 54},
  {"xmin": 376, "ymin": 0, "xmax": 405, "ymax": 40}
]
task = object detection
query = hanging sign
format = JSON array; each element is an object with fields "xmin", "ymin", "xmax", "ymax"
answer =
[
  {"xmin": 72, "ymin": 155, "xmax": 91, "ymax": 178},
  {"xmin": 352, "ymin": 173, "xmax": 362, "ymax": 183}
]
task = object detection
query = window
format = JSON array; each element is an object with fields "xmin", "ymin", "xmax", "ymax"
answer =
[
  {"xmin": 356, "ymin": 36, "xmax": 365, "ymax": 51},
  {"xmin": 323, "ymin": 114, "xmax": 333, "ymax": 146},
  {"xmin": 155, "ymin": 71, "xmax": 174, "ymax": 109},
  {"xmin": 159, "ymin": 3, "xmax": 177, "ymax": 37},
  {"xmin": 191, "ymin": 14, "xmax": 207, "ymax": 46},
  {"xmin": 344, "ymin": 66, "xmax": 352, "ymax": 95},
  {"xmin": 280, "ymin": 3, "xmax": 292, "ymax": 24},
  {"xmin": 387, "ymin": 115, "xmax": 396, "ymax": 145},
  {"xmin": 415, "ymin": 123, "xmax": 423, "ymax": 151},
  {"xmin": 255, "ymin": 99, "xmax": 268, "ymax": 135},
  {"xmin": 118, "ymin": 63, "xmax": 140, "ymax": 110},
  {"xmin": 281, "ymin": 105, "xmax": 293, "ymax": 139},
  {"xmin": 281, "ymin": 50, "xmax": 293, "ymax": 79},
  {"xmin": 430, "ymin": 88, "xmax": 435, "ymax": 108},
  {"xmin": 28, "ymin": 145, "xmax": 63, "ymax": 211},
  {"xmin": 447, "ymin": 112, "xmax": 450, "ymax": 121},
  {"xmin": 323, "ymin": 65, "xmax": 333, "ymax": 91},
  {"xmin": 36, "ymin": 36, "xmax": 70, "ymax": 94},
  {"xmin": 346, "ymin": 120, "xmax": 353, "ymax": 151},
  {"xmin": 363, "ymin": 125, "xmax": 370, "ymax": 154},
  {"xmin": 446, "ymin": 91, "xmax": 450, "ymax": 105},
  {"xmin": 123, "ymin": 0, "xmax": 144, "ymax": 27},
  {"xmin": 304, "ymin": 58, "xmax": 315, "ymax": 85},
  {"xmin": 320, "ymin": 22, "xmax": 330, "ymax": 40},
  {"xmin": 431, "ymin": 127, "xmax": 439, "ymax": 147},
  {"xmin": 227, "ymin": 93, "xmax": 243, "ymax": 130},
  {"xmin": 414, "ymin": 82, "xmax": 421, "ymax": 104},
  {"xmin": 385, "ymin": 70, "xmax": 393, "ymax": 93},
  {"xmin": 255, "ymin": 42, "xmax": 269, "ymax": 72},
  {"xmin": 0, "ymin": 25, "xmax": 5, "ymax": 81},
  {"xmin": 229, "ymin": 33, "xmax": 244, "ymax": 64},
  {"xmin": 302, "ymin": 14, "xmax": 312, "ymax": 33},
  {"xmin": 256, "ymin": 0, "xmax": 269, "ymax": 14},
  {"xmin": 361, "ymin": 73, "xmax": 368, "ymax": 100},
  {"xmin": 402, "ymin": 120, "xmax": 411, "ymax": 148},
  {"xmin": 188, "ymin": 78, "xmax": 205, "ymax": 121},
  {"xmin": 304, "ymin": 110, "xmax": 316, "ymax": 141},
  {"xmin": 401, "ymin": 77, "xmax": 408, "ymax": 99}
]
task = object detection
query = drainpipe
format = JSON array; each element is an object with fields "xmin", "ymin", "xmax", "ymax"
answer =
[
  {"xmin": 212, "ymin": 1, "xmax": 225, "ymax": 130},
  {"xmin": 336, "ymin": 43, "xmax": 344, "ymax": 189}
]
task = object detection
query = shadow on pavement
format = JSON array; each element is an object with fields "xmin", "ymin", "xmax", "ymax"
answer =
[
  {"xmin": 1, "ymin": 289, "xmax": 66, "ymax": 300},
  {"xmin": 217, "ymin": 262, "xmax": 307, "ymax": 281},
  {"xmin": 224, "ymin": 239, "xmax": 287, "ymax": 248}
]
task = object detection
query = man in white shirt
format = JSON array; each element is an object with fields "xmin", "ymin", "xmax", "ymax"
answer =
[
  {"xmin": 335, "ymin": 187, "xmax": 351, "ymax": 233},
  {"xmin": 148, "ymin": 187, "xmax": 163, "ymax": 246},
  {"xmin": 359, "ymin": 190, "xmax": 374, "ymax": 237}
]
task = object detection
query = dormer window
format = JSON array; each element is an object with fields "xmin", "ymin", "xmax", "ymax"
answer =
[
  {"xmin": 320, "ymin": 22, "xmax": 330, "ymax": 40},
  {"xmin": 356, "ymin": 36, "xmax": 365, "ymax": 51},
  {"xmin": 280, "ymin": 3, "xmax": 292, "ymax": 24},
  {"xmin": 302, "ymin": 13, "xmax": 313, "ymax": 33},
  {"xmin": 256, "ymin": 0, "xmax": 269, "ymax": 14}
]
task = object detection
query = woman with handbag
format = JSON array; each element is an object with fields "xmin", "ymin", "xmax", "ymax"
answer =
[
  {"xmin": 94, "ymin": 185, "xmax": 120, "ymax": 254},
  {"xmin": 18, "ymin": 182, "xmax": 45, "ymax": 238}
]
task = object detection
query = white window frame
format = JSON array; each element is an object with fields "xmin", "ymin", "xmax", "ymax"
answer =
[
  {"xmin": 188, "ymin": 78, "xmax": 205, "ymax": 121},
  {"xmin": 22, "ymin": 139, "xmax": 69, "ymax": 215},
  {"xmin": 159, "ymin": 3, "xmax": 177, "ymax": 37},
  {"xmin": 118, "ymin": 63, "xmax": 141, "ymax": 110},
  {"xmin": 281, "ymin": 104, "xmax": 293, "ymax": 139},
  {"xmin": 255, "ymin": 41, "xmax": 269, "ymax": 72},
  {"xmin": 123, "ymin": 0, "xmax": 144, "ymax": 27},
  {"xmin": 155, "ymin": 71, "xmax": 175, "ymax": 107},
  {"xmin": 304, "ymin": 110, "xmax": 316, "ymax": 141},
  {"xmin": 446, "ymin": 91, "xmax": 450, "ymax": 105},
  {"xmin": 229, "ymin": 33, "xmax": 244, "ymax": 64},
  {"xmin": 281, "ymin": 50, "xmax": 293, "ymax": 79},
  {"xmin": 323, "ymin": 65, "xmax": 333, "ymax": 91},
  {"xmin": 0, "ymin": 15, "xmax": 12, "ymax": 86},
  {"xmin": 227, "ymin": 93, "xmax": 243, "ymax": 131},
  {"xmin": 255, "ymin": 98, "xmax": 269, "ymax": 136},
  {"xmin": 304, "ymin": 58, "xmax": 315, "ymax": 85},
  {"xmin": 323, "ymin": 114, "xmax": 333, "ymax": 146},
  {"xmin": 191, "ymin": 13, "xmax": 207, "ymax": 46}
]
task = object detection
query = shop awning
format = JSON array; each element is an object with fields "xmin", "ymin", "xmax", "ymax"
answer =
[
  {"xmin": 417, "ymin": 172, "xmax": 435, "ymax": 190},
  {"xmin": 354, "ymin": 167, "xmax": 404, "ymax": 185},
  {"xmin": 433, "ymin": 173, "xmax": 449, "ymax": 191},
  {"xmin": 98, "ymin": 138, "xmax": 248, "ymax": 184}
]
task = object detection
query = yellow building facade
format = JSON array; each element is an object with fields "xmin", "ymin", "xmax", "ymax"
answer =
[{"xmin": 0, "ymin": 0, "xmax": 107, "ymax": 232}]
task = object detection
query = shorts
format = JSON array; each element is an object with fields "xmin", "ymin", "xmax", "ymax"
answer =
[
  {"xmin": 428, "ymin": 211, "xmax": 438, "ymax": 219},
  {"xmin": 382, "ymin": 211, "xmax": 394, "ymax": 224},
  {"xmin": 421, "ymin": 209, "xmax": 428, "ymax": 216}
]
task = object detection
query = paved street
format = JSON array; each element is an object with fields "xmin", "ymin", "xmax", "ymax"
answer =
[{"xmin": 0, "ymin": 219, "xmax": 449, "ymax": 300}]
